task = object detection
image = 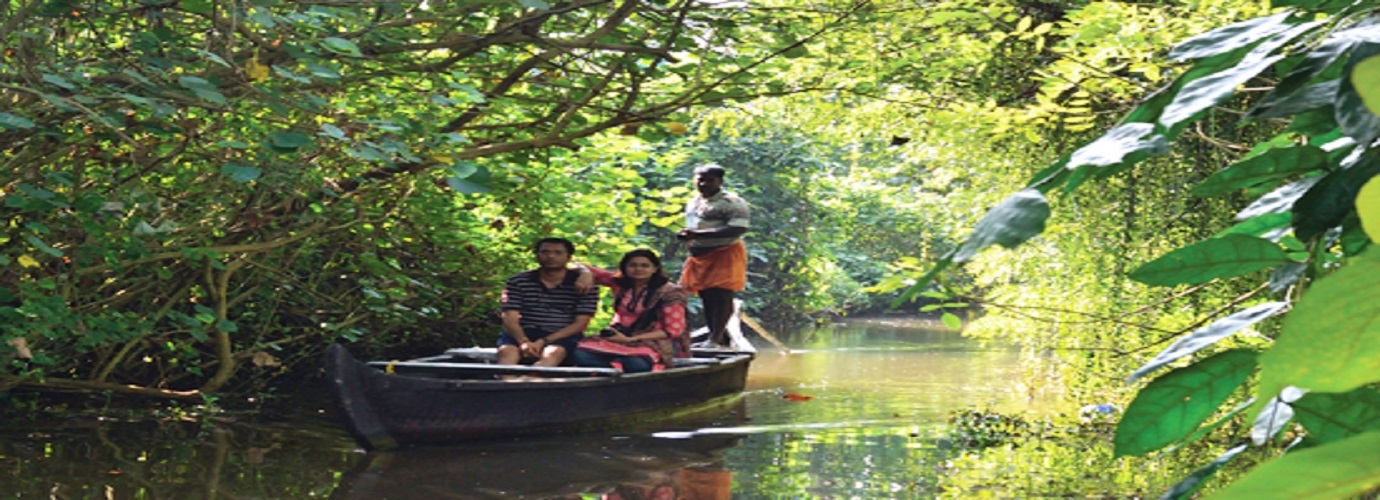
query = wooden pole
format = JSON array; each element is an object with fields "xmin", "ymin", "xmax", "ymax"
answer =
[{"xmin": 738, "ymin": 313, "xmax": 791, "ymax": 354}]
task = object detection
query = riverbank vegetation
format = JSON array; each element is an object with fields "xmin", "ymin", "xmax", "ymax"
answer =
[{"xmin": 3, "ymin": 0, "xmax": 1379, "ymax": 497}]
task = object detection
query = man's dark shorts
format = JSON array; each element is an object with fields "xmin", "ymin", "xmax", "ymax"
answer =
[{"xmin": 497, "ymin": 330, "xmax": 582, "ymax": 353}]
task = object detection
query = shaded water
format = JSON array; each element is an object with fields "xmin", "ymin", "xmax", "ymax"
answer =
[{"xmin": 0, "ymin": 317, "xmax": 1042, "ymax": 498}]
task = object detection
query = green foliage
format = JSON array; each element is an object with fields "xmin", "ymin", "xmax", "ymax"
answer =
[
  {"xmin": 947, "ymin": 408, "xmax": 1032, "ymax": 449},
  {"xmin": 0, "ymin": 0, "xmax": 864, "ymax": 395},
  {"xmin": 1206, "ymin": 432, "xmax": 1380, "ymax": 500},
  {"xmin": 1114, "ymin": 349, "xmax": 1256, "ymax": 457},
  {"xmin": 1127, "ymin": 235, "xmax": 1292, "ymax": 287},
  {"xmin": 903, "ymin": 0, "xmax": 1380, "ymax": 496}
]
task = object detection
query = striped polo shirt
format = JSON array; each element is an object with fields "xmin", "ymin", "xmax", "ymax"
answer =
[{"xmin": 500, "ymin": 270, "xmax": 600, "ymax": 335}]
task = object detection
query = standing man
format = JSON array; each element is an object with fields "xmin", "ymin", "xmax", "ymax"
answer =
[
  {"xmin": 498, "ymin": 237, "xmax": 600, "ymax": 367},
  {"xmin": 677, "ymin": 164, "xmax": 750, "ymax": 348}
]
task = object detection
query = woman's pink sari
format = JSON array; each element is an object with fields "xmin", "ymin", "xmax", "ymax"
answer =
[{"xmin": 577, "ymin": 277, "xmax": 688, "ymax": 370}]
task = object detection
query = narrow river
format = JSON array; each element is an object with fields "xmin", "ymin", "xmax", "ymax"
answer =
[{"xmin": 0, "ymin": 317, "xmax": 1045, "ymax": 498}]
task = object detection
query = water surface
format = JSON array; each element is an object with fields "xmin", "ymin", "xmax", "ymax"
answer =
[{"xmin": 0, "ymin": 317, "xmax": 1040, "ymax": 498}]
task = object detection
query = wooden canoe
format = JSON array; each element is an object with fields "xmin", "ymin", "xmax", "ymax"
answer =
[{"xmin": 324, "ymin": 344, "xmax": 754, "ymax": 450}]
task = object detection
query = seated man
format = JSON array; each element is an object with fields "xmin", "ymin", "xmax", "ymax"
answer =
[{"xmin": 497, "ymin": 237, "xmax": 600, "ymax": 368}]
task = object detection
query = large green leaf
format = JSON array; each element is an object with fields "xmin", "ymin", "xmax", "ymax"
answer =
[
  {"xmin": 1293, "ymin": 387, "xmax": 1380, "ymax": 445},
  {"xmin": 1247, "ymin": 34, "xmax": 1355, "ymax": 119},
  {"xmin": 1192, "ymin": 146, "xmax": 1328, "ymax": 197},
  {"xmin": 1206, "ymin": 432, "xmax": 1380, "ymax": 499},
  {"xmin": 1128, "ymin": 302, "xmax": 1288, "ymax": 382},
  {"xmin": 1214, "ymin": 212, "xmax": 1292, "ymax": 240},
  {"xmin": 1292, "ymin": 153, "xmax": 1380, "ymax": 242},
  {"xmin": 1168, "ymin": 12, "xmax": 1294, "ymax": 62},
  {"xmin": 1250, "ymin": 80, "xmax": 1341, "ymax": 120},
  {"xmin": 1235, "ymin": 176, "xmax": 1321, "ymax": 220},
  {"xmin": 1159, "ymin": 55, "xmax": 1283, "ymax": 135},
  {"xmin": 1125, "ymin": 44, "xmax": 1261, "ymax": 128},
  {"xmin": 1159, "ymin": 445, "xmax": 1247, "ymax": 500},
  {"xmin": 1062, "ymin": 123, "xmax": 1167, "ymax": 188},
  {"xmin": 1337, "ymin": 43, "xmax": 1380, "ymax": 147},
  {"xmin": 951, "ymin": 189, "xmax": 1049, "ymax": 263},
  {"xmin": 1115, "ymin": 349, "xmax": 1257, "ymax": 457},
  {"xmin": 1128, "ymin": 235, "xmax": 1291, "ymax": 287},
  {"xmin": 1258, "ymin": 252, "xmax": 1380, "ymax": 402}
]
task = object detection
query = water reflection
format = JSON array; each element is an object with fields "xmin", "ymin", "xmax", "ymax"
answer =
[
  {"xmin": 0, "ymin": 317, "xmax": 1039, "ymax": 499},
  {"xmin": 333, "ymin": 432, "xmax": 741, "ymax": 500}
]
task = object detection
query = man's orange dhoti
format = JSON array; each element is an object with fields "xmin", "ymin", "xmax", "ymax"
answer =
[{"xmin": 679, "ymin": 241, "xmax": 746, "ymax": 294}]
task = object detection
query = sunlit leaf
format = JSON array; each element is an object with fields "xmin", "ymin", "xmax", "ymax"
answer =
[
  {"xmin": 1214, "ymin": 212, "xmax": 1291, "ymax": 241},
  {"xmin": 1115, "ymin": 349, "xmax": 1257, "ymax": 457},
  {"xmin": 1128, "ymin": 235, "xmax": 1290, "ymax": 287},
  {"xmin": 1358, "ymin": 176, "xmax": 1380, "ymax": 242},
  {"xmin": 1355, "ymin": 55, "xmax": 1380, "ymax": 116},
  {"xmin": 1168, "ymin": 12, "xmax": 1294, "ymax": 62},
  {"xmin": 1159, "ymin": 55, "xmax": 1283, "ymax": 134},
  {"xmin": 1235, "ymin": 176, "xmax": 1321, "ymax": 220},
  {"xmin": 1192, "ymin": 146, "xmax": 1328, "ymax": 197},
  {"xmin": 1206, "ymin": 432, "xmax": 1380, "ymax": 500},
  {"xmin": 1064, "ymin": 123, "xmax": 1167, "ymax": 173},
  {"xmin": 1128, "ymin": 302, "xmax": 1288, "ymax": 382},
  {"xmin": 16, "ymin": 255, "xmax": 40, "ymax": 268},
  {"xmin": 1258, "ymin": 253, "xmax": 1380, "ymax": 401},
  {"xmin": 941, "ymin": 312, "xmax": 961, "ymax": 330},
  {"xmin": 952, "ymin": 189, "xmax": 1049, "ymax": 263}
]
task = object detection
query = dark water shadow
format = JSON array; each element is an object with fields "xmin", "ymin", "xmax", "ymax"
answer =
[{"xmin": 331, "ymin": 397, "xmax": 749, "ymax": 499}]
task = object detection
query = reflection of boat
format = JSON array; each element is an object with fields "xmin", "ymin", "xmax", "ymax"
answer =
[
  {"xmin": 330, "ymin": 401, "xmax": 747, "ymax": 500},
  {"xmin": 330, "ymin": 433, "xmax": 742, "ymax": 500},
  {"xmin": 325, "ymin": 344, "xmax": 753, "ymax": 450}
]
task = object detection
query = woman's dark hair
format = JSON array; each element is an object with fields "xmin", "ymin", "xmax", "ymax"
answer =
[{"xmin": 615, "ymin": 249, "xmax": 669, "ymax": 309}]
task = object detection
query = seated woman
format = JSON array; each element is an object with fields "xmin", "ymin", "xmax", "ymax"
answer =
[{"xmin": 571, "ymin": 249, "xmax": 689, "ymax": 373}]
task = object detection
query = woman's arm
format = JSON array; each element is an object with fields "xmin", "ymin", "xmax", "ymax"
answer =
[
  {"xmin": 586, "ymin": 265, "xmax": 618, "ymax": 286},
  {"xmin": 571, "ymin": 264, "xmax": 618, "ymax": 292}
]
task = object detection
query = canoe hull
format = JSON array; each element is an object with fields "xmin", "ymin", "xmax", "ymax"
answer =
[{"xmin": 324, "ymin": 344, "xmax": 752, "ymax": 449}]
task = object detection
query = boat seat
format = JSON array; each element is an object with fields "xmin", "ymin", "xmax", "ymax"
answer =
[{"xmin": 368, "ymin": 361, "xmax": 621, "ymax": 378}]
